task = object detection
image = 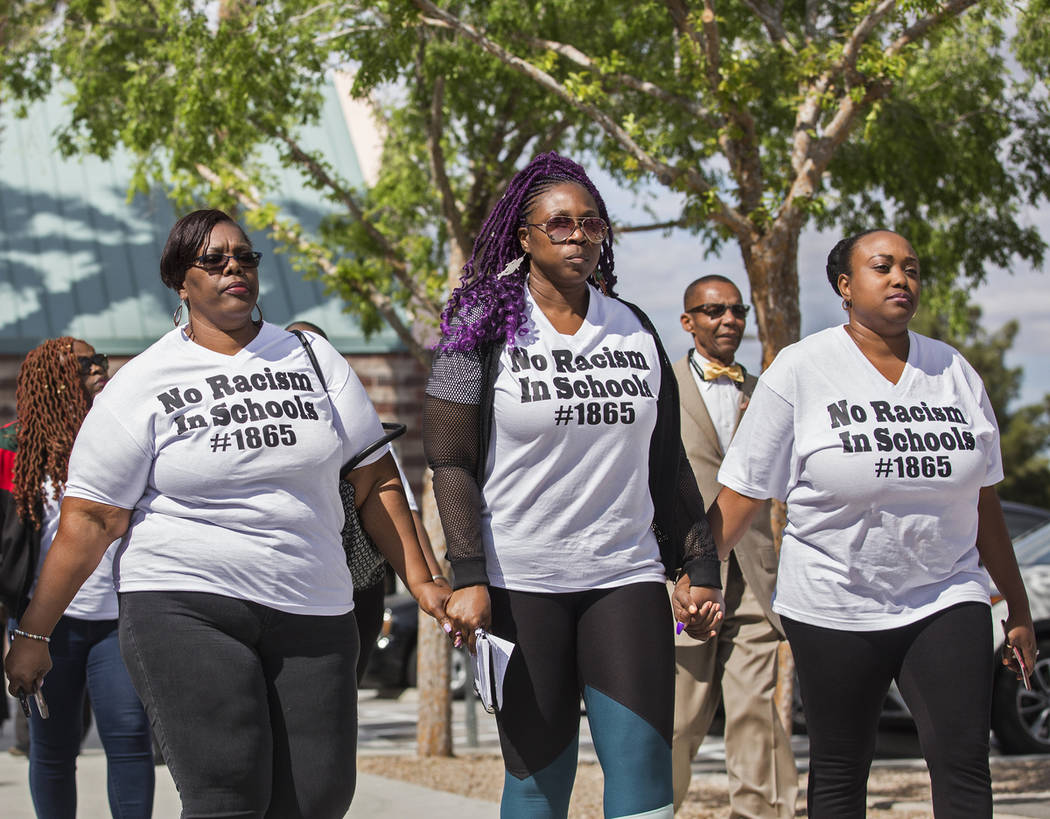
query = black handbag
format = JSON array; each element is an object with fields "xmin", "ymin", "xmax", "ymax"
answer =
[{"xmin": 291, "ymin": 330, "xmax": 407, "ymax": 589}]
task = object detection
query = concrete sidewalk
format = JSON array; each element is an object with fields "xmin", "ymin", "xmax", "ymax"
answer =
[
  {"xmin": 4, "ymin": 687, "xmax": 1048, "ymax": 818},
  {"xmin": 0, "ymin": 748, "xmax": 496, "ymax": 818}
]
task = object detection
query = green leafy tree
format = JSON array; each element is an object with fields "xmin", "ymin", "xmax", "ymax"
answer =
[
  {"xmin": 386, "ymin": 0, "xmax": 1050, "ymax": 363},
  {"xmin": 912, "ymin": 307, "xmax": 1050, "ymax": 509},
  {"xmin": 0, "ymin": 0, "xmax": 577, "ymax": 363}
]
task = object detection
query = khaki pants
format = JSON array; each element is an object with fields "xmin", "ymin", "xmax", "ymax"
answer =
[{"xmin": 671, "ymin": 557, "xmax": 797, "ymax": 817}]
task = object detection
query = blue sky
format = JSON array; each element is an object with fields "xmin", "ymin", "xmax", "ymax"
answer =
[{"xmin": 603, "ymin": 182, "xmax": 1050, "ymax": 410}]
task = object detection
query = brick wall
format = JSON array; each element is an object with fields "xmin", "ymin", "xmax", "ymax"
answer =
[{"xmin": 340, "ymin": 351, "xmax": 429, "ymax": 500}]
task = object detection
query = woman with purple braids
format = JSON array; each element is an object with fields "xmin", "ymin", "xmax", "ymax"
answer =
[{"xmin": 424, "ymin": 152, "xmax": 725, "ymax": 818}]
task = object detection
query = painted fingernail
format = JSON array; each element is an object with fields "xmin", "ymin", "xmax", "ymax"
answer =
[
  {"xmin": 443, "ymin": 622, "xmax": 452, "ymax": 633},
  {"xmin": 676, "ymin": 621, "xmax": 685, "ymax": 635}
]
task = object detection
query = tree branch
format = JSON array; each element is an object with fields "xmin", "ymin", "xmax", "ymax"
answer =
[
  {"xmin": 790, "ymin": 0, "xmax": 897, "ymax": 178},
  {"xmin": 614, "ymin": 219, "xmax": 689, "ymax": 234},
  {"xmin": 793, "ymin": 0, "xmax": 979, "ymax": 181},
  {"xmin": 886, "ymin": 0, "xmax": 978, "ymax": 56},
  {"xmin": 411, "ymin": 0, "xmax": 751, "ymax": 238},
  {"xmin": 505, "ymin": 32, "xmax": 716, "ymax": 123},
  {"xmin": 265, "ymin": 126, "xmax": 443, "ymax": 316},
  {"xmin": 804, "ymin": 0, "xmax": 819, "ymax": 43},
  {"xmin": 739, "ymin": 0, "xmax": 796, "ymax": 54},
  {"xmin": 664, "ymin": 0, "xmax": 705, "ymax": 53},
  {"xmin": 418, "ymin": 57, "xmax": 472, "ymax": 263},
  {"xmin": 194, "ymin": 163, "xmax": 429, "ymax": 364}
]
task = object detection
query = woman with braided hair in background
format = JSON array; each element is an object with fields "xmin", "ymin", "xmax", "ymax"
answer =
[
  {"xmin": 425, "ymin": 152, "xmax": 724, "ymax": 818},
  {"xmin": 1, "ymin": 337, "xmax": 154, "ymax": 818}
]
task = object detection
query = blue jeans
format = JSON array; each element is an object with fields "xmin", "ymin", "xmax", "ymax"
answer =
[
  {"xmin": 26, "ymin": 615, "xmax": 154, "ymax": 819},
  {"xmin": 119, "ymin": 591, "xmax": 359, "ymax": 819}
]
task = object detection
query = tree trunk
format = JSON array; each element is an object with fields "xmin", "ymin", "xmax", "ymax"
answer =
[
  {"xmin": 417, "ymin": 468, "xmax": 453, "ymax": 756},
  {"xmin": 739, "ymin": 219, "xmax": 803, "ymax": 734},
  {"xmin": 416, "ymin": 241, "xmax": 466, "ymax": 756}
]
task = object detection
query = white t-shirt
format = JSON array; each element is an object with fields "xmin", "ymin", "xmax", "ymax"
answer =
[
  {"xmin": 65, "ymin": 323, "xmax": 388, "ymax": 615},
  {"xmin": 719, "ymin": 326, "xmax": 1002, "ymax": 630},
  {"xmin": 33, "ymin": 479, "xmax": 119, "ymax": 620},
  {"xmin": 481, "ymin": 287, "xmax": 666, "ymax": 592}
]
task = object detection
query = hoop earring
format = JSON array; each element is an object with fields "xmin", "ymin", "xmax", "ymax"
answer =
[
  {"xmin": 252, "ymin": 303, "xmax": 264, "ymax": 326},
  {"xmin": 172, "ymin": 302, "xmax": 184, "ymax": 326},
  {"xmin": 841, "ymin": 298, "xmax": 851, "ymax": 312}
]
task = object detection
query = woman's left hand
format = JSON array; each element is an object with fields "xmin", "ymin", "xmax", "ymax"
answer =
[
  {"xmin": 671, "ymin": 574, "xmax": 725, "ymax": 641},
  {"xmin": 1002, "ymin": 614, "xmax": 1038, "ymax": 684},
  {"xmin": 414, "ymin": 580, "xmax": 453, "ymax": 634}
]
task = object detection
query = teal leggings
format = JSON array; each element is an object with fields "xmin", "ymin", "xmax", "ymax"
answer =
[{"xmin": 489, "ymin": 582, "xmax": 675, "ymax": 819}]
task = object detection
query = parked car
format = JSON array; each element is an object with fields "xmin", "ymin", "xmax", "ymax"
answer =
[
  {"xmin": 360, "ymin": 593, "xmax": 471, "ymax": 697},
  {"xmin": 989, "ymin": 518, "xmax": 1050, "ymax": 754},
  {"xmin": 1001, "ymin": 500, "xmax": 1050, "ymax": 542}
]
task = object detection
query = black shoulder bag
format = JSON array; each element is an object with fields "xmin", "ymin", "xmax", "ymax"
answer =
[{"xmin": 292, "ymin": 330, "xmax": 406, "ymax": 589}]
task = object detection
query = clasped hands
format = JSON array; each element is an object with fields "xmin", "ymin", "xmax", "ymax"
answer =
[{"xmin": 671, "ymin": 575, "xmax": 725, "ymax": 640}]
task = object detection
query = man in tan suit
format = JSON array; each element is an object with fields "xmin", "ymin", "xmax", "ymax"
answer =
[{"xmin": 672, "ymin": 275, "xmax": 797, "ymax": 817}]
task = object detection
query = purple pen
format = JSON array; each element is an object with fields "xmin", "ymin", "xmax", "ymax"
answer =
[{"xmin": 675, "ymin": 621, "xmax": 685, "ymax": 635}]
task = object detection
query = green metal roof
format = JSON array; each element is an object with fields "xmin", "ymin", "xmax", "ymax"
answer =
[{"xmin": 0, "ymin": 82, "xmax": 403, "ymax": 355}]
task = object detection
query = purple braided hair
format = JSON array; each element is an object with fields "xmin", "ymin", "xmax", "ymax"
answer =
[{"xmin": 438, "ymin": 152, "xmax": 617, "ymax": 352}]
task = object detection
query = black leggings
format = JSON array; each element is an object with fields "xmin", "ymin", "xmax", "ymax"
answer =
[
  {"xmin": 490, "ymin": 581, "xmax": 674, "ymax": 819},
  {"xmin": 783, "ymin": 601, "xmax": 993, "ymax": 819},
  {"xmin": 120, "ymin": 591, "xmax": 359, "ymax": 819}
]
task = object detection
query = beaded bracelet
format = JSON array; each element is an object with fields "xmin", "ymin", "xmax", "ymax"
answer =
[{"xmin": 12, "ymin": 628, "xmax": 51, "ymax": 643}]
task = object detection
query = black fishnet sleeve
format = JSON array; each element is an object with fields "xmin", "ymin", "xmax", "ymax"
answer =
[
  {"xmin": 423, "ymin": 344, "xmax": 490, "ymax": 589},
  {"xmin": 676, "ymin": 442, "xmax": 722, "ymax": 587}
]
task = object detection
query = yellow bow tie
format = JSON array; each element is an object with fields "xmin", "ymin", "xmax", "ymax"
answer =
[{"xmin": 701, "ymin": 361, "xmax": 744, "ymax": 383}]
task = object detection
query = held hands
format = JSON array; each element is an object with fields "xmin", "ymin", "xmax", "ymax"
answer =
[
  {"xmin": 672, "ymin": 575, "xmax": 725, "ymax": 641},
  {"xmin": 443, "ymin": 585, "xmax": 492, "ymax": 654},
  {"xmin": 414, "ymin": 579, "xmax": 453, "ymax": 635},
  {"xmin": 1001, "ymin": 613, "xmax": 1038, "ymax": 684}
]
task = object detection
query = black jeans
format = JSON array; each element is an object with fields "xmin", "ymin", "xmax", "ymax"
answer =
[
  {"xmin": 783, "ymin": 601, "xmax": 993, "ymax": 819},
  {"xmin": 119, "ymin": 591, "xmax": 359, "ymax": 819}
]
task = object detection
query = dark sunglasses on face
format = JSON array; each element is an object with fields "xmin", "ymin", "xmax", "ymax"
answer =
[
  {"xmin": 78, "ymin": 353, "xmax": 109, "ymax": 375},
  {"xmin": 686, "ymin": 303, "xmax": 751, "ymax": 319},
  {"xmin": 525, "ymin": 215, "xmax": 609, "ymax": 245},
  {"xmin": 192, "ymin": 251, "xmax": 263, "ymax": 272}
]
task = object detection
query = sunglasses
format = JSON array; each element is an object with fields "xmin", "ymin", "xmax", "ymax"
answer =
[
  {"xmin": 524, "ymin": 215, "xmax": 609, "ymax": 245},
  {"xmin": 77, "ymin": 353, "xmax": 109, "ymax": 375},
  {"xmin": 192, "ymin": 251, "xmax": 263, "ymax": 272},
  {"xmin": 685, "ymin": 303, "xmax": 750, "ymax": 319}
]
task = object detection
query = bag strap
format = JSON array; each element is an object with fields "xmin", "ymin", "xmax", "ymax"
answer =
[
  {"xmin": 290, "ymin": 329, "xmax": 407, "ymax": 479},
  {"xmin": 291, "ymin": 329, "xmax": 327, "ymax": 392}
]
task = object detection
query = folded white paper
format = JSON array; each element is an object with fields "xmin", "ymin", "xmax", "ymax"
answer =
[{"xmin": 472, "ymin": 628, "xmax": 515, "ymax": 712}]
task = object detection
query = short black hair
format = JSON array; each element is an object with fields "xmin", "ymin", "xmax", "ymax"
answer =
[
  {"xmin": 683, "ymin": 274, "xmax": 741, "ymax": 308},
  {"xmin": 825, "ymin": 229, "xmax": 889, "ymax": 295},
  {"xmin": 285, "ymin": 320, "xmax": 328, "ymax": 340},
  {"xmin": 160, "ymin": 209, "xmax": 246, "ymax": 292}
]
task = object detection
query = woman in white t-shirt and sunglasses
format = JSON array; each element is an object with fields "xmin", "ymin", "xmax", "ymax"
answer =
[
  {"xmin": 424, "ymin": 153, "xmax": 724, "ymax": 818},
  {"xmin": 695, "ymin": 229, "xmax": 1036, "ymax": 818},
  {"xmin": 6, "ymin": 209, "xmax": 451, "ymax": 818}
]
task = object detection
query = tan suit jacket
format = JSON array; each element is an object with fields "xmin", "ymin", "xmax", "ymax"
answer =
[{"xmin": 673, "ymin": 354, "xmax": 781, "ymax": 633}]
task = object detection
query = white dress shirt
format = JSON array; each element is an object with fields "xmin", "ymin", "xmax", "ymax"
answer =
[{"xmin": 689, "ymin": 349, "xmax": 742, "ymax": 454}]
